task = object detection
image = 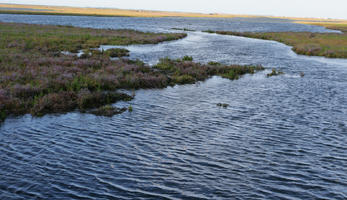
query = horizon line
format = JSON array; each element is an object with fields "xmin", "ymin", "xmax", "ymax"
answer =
[{"xmin": 0, "ymin": 3, "xmax": 346, "ymax": 21}]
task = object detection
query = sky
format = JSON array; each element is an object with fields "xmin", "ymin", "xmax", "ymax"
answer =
[{"xmin": 2, "ymin": 0, "xmax": 347, "ymax": 19}]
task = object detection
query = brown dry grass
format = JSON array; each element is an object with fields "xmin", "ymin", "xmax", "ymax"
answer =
[
  {"xmin": 0, "ymin": 3, "xmax": 256, "ymax": 18},
  {"xmin": 2, "ymin": 3, "xmax": 347, "ymax": 21}
]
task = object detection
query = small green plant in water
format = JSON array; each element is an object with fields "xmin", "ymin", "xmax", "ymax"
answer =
[
  {"xmin": 217, "ymin": 103, "xmax": 229, "ymax": 108},
  {"xmin": 128, "ymin": 105, "xmax": 133, "ymax": 112},
  {"xmin": 267, "ymin": 68, "xmax": 284, "ymax": 77},
  {"xmin": 89, "ymin": 105, "xmax": 127, "ymax": 117},
  {"xmin": 0, "ymin": 111, "xmax": 6, "ymax": 122}
]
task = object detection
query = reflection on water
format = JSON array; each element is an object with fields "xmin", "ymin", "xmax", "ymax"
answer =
[{"xmin": 0, "ymin": 15, "xmax": 347, "ymax": 200}]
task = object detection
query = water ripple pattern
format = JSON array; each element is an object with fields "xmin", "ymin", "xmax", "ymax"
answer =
[{"xmin": 0, "ymin": 15, "xmax": 347, "ymax": 200}]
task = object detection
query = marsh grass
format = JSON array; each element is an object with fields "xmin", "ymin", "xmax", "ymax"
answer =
[
  {"xmin": 0, "ymin": 22, "xmax": 264, "ymax": 122},
  {"xmin": 206, "ymin": 27, "xmax": 347, "ymax": 58},
  {"xmin": 153, "ymin": 57, "xmax": 264, "ymax": 84},
  {"xmin": 89, "ymin": 105, "xmax": 127, "ymax": 117},
  {"xmin": 105, "ymin": 48, "xmax": 130, "ymax": 58},
  {"xmin": 0, "ymin": 22, "xmax": 187, "ymax": 53}
]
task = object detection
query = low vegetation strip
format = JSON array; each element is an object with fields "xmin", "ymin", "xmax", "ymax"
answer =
[
  {"xmin": 0, "ymin": 22, "xmax": 187, "ymax": 53},
  {"xmin": 205, "ymin": 26, "xmax": 347, "ymax": 58},
  {"xmin": 0, "ymin": 22, "xmax": 264, "ymax": 122}
]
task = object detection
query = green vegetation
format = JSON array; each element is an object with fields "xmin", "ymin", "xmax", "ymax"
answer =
[
  {"xmin": 266, "ymin": 69, "xmax": 285, "ymax": 77},
  {"xmin": 0, "ymin": 22, "xmax": 185, "ymax": 121},
  {"xmin": 128, "ymin": 105, "xmax": 133, "ymax": 112},
  {"xmin": 182, "ymin": 55, "xmax": 194, "ymax": 61},
  {"xmin": 205, "ymin": 26, "xmax": 347, "ymax": 58},
  {"xmin": 0, "ymin": 22, "xmax": 264, "ymax": 123},
  {"xmin": 305, "ymin": 23, "xmax": 347, "ymax": 33},
  {"xmin": 105, "ymin": 48, "xmax": 130, "ymax": 58},
  {"xmin": 89, "ymin": 105, "xmax": 127, "ymax": 117},
  {"xmin": 153, "ymin": 57, "xmax": 264, "ymax": 85},
  {"xmin": 0, "ymin": 22, "xmax": 187, "ymax": 53}
]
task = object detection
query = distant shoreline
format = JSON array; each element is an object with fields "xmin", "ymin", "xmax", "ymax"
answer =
[
  {"xmin": 0, "ymin": 3, "xmax": 258, "ymax": 18},
  {"xmin": 1, "ymin": 3, "xmax": 347, "ymax": 23},
  {"xmin": 204, "ymin": 22, "xmax": 347, "ymax": 59}
]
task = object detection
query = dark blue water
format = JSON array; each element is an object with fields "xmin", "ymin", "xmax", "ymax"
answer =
[{"xmin": 0, "ymin": 15, "xmax": 346, "ymax": 200}]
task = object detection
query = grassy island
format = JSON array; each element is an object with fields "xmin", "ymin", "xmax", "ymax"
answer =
[
  {"xmin": 0, "ymin": 22, "xmax": 264, "ymax": 122},
  {"xmin": 205, "ymin": 24, "xmax": 347, "ymax": 58}
]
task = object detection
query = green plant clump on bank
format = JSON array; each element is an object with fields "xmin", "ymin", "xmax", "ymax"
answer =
[
  {"xmin": 89, "ymin": 105, "xmax": 127, "ymax": 117},
  {"xmin": 105, "ymin": 48, "xmax": 130, "ymax": 57}
]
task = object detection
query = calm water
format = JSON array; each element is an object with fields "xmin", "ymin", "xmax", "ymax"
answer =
[{"xmin": 0, "ymin": 15, "xmax": 347, "ymax": 200}]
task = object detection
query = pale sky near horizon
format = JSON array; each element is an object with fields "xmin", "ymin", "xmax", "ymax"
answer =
[{"xmin": 2, "ymin": 0, "xmax": 347, "ymax": 19}]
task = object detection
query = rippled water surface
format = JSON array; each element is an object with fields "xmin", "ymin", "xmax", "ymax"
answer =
[{"xmin": 0, "ymin": 15, "xmax": 347, "ymax": 200}]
